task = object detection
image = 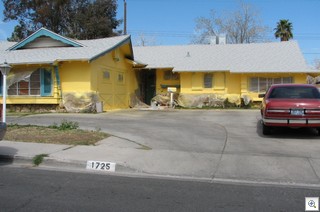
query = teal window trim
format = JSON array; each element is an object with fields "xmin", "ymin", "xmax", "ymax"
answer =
[
  {"xmin": 54, "ymin": 66, "xmax": 61, "ymax": 87},
  {"xmin": 40, "ymin": 68, "xmax": 53, "ymax": 96},
  {"xmin": 0, "ymin": 74, "xmax": 2, "ymax": 96}
]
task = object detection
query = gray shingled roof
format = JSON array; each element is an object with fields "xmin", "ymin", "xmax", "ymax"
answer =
[
  {"xmin": 133, "ymin": 41, "xmax": 315, "ymax": 73},
  {"xmin": 0, "ymin": 35, "xmax": 131, "ymax": 65}
]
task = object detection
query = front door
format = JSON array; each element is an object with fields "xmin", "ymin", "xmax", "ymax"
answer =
[{"xmin": 141, "ymin": 70, "xmax": 156, "ymax": 105}]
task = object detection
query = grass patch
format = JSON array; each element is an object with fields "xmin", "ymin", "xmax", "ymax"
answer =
[
  {"xmin": 33, "ymin": 154, "xmax": 48, "ymax": 166},
  {"xmin": 5, "ymin": 123, "xmax": 109, "ymax": 146}
]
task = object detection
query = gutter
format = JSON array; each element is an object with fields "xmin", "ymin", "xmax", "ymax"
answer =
[{"xmin": 125, "ymin": 58, "xmax": 147, "ymax": 68}]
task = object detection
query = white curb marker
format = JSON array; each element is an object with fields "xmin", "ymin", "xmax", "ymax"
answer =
[{"xmin": 86, "ymin": 160, "xmax": 116, "ymax": 172}]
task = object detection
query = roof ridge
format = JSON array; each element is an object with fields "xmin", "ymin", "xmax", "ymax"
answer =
[
  {"xmin": 133, "ymin": 40, "xmax": 298, "ymax": 49},
  {"xmin": 78, "ymin": 34, "xmax": 131, "ymax": 42}
]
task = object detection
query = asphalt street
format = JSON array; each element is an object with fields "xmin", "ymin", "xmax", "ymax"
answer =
[{"xmin": 0, "ymin": 166, "xmax": 319, "ymax": 212}]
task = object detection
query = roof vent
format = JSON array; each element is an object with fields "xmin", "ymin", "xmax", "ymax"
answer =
[{"xmin": 186, "ymin": 52, "xmax": 191, "ymax": 57}]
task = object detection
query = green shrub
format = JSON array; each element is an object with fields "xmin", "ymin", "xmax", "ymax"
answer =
[
  {"xmin": 33, "ymin": 154, "xmax": 48, "ymax": 166},
  {"xmin": 49, "ymin": 120, "xmax": 79, "ymax": 131}
]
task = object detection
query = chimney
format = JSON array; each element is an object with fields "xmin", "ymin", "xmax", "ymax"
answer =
[
  {"xmin": 209, "ymin": 36, "xmax": 218, "ymax": 45},
  {"xmin": 209, "ymin": 34, "xmax": 227, "ymax": 45}
]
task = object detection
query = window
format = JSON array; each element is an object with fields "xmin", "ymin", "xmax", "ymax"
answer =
[
  {"xmin": 204, "ymin": 73, "xmax": 213, "ymax": 88},
  {"xmin": 269, "ymin": 86, "xmax": 320, "ymax": 99},
  {"xmin": 118, "ymin": 73, "xmax": 124, "ymax": 82},
  {"xmin": 273, "ymin": 78, "xmax": 281, "ymax": 84},
  {"xmin": 250, "ymin": 77, "xmax": 259, "ymax": 92},
  {"xmin": 283, "ymin": 77, "xmax": 293, "ymax": 83},
  {"xmin": 164, "ymin": 71, "xmax": 179, "ymax": 80},
  {"xmin": 7, "ymin": 68, "xmax": 52, "ymax": 96},
  {"xmin": 259, "ymin": 78, "xmax": 267, "ymax": 93},
  {"xmin": 103, "ymin": 71, "xmax": 110, "ymax": 79},
  {"xmin": 249, "ymin": 77, "xmax": 293, "ymax": 92}
]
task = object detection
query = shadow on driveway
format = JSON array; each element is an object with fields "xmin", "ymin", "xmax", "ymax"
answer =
[
  {"xmin": 256, "ymin": 119, "xmax": 320, "ymax": 139},
  {"xmin": 0, "ymin": 146, "xmax": 17, "ymax": 166}
]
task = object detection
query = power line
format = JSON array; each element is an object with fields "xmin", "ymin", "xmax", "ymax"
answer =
[
  {"xmin": 129, "ymin": 29, "xmax": 320, "ymax": 40},
  {"xmin": 128, "ymin": 30, "xmax": 193, "ymax": 38}
]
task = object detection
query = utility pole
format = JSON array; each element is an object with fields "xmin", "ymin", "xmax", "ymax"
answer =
[{"xmin": 124, "ymin": 0, "xmax": 127, "ymax": 35}]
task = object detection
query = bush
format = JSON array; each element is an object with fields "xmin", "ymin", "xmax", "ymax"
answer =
[
  {"xmin": 49, "ymin": 120, "xmax": 79, "ymax": 131},
  {"xmin": 223, "ymin": 98, "xmax": 237, "ymax": 108},
  {"xmin": 33, "ymin": 154, "xmax": 48, "ymax": 166}
]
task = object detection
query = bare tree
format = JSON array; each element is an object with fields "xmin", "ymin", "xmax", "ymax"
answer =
[
  {"xmin": 192, "ymin": 2, "xmax": 269, "ymax": 44},
  {"xmin": 134, "ymin": 33, "xmax": 157, "ymax": 46},
  {"xmin": 314, "ymin": 59, "xmax": 320, "ymax": 70},
  {"xmin": 192, "ymin": 10, "xmax": 219, "ymax": 44}
]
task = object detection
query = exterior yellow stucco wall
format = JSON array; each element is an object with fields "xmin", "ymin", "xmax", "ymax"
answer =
[
  {"xmin": 180, "ymin": 72, "xmax": 227, "ymax": 94},
  {"xmin": 89, "ymin": 45, "xmax": 138, "ymax": 110},
  {"xmin": 178, "ymin": 71, "xmax": 311, "ymax": 103},
  {"xmin": 59, "ymin": 61, "xmax": 91, "ymax": 92},
  {"xmin": 56, "ymin": 42, "xmax": 138, "ymax": 111},
  {"xmin": 156, "ymin": 69, "xmax": 180, "ymax": 94},
  {"xmin": 226, "ymin": 72, "xmax": 241, "ymax": 95}
]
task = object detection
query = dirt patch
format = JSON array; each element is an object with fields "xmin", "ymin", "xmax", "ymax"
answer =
[{"xmin": 5, "ymin": 125, "xmax": 109, "ymax": 146}]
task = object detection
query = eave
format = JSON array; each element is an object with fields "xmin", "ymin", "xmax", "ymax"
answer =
[
  {"xmin": 8, "ymin": 28, "xmax": 84, "ymax": 51},
  {"xmin": 89, "ymin": 35, "xmax": 133, "ymax": 62}
]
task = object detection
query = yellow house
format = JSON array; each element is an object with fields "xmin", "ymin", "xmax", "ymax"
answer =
[
  {"xmin": 1, "ymin": 28, "xmax": 318, "ymax": 111},
  {"xmin": 0, "ymin": 28, "xmax": 145, "ymax": 112},
  {"xmin": 134, "ymin": 41, "xmax": 319, "ymax": 107}
]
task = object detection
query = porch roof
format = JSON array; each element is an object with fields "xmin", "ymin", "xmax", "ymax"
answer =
[{"xmin": 133, "ymin": 41, "xmax": 316, "ymax": 73}]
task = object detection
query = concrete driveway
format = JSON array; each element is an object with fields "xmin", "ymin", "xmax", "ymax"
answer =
[{"xmin": 6, "ymin": 109, "xmax": 320, "ymax": 186}]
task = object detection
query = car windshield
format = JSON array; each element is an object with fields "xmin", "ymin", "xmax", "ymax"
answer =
[{"xmin": 268, "ymin": 86, "xmax": 320, "ymax": 99}]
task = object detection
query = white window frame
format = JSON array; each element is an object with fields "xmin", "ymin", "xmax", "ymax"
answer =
[{"xmin": 249, "ymin": 77, "xmax": 293, "ymax": 92}]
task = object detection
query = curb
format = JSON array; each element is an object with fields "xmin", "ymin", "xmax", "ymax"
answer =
[
  {"xmin": 41, "ymin": 157, "xmax": 140, "ymax": 174},
  {"xmin": 3, "ymin": 155, "xmax": 320, "ymax": 189},
  {"xmin": 0, "ymin": 154, "xmax": 33, "ymax": 165}
]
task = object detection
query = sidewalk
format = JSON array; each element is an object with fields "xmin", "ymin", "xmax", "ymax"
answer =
[
  {"xmin": 1, "ymin": 136, "xmax": 320, "ymax": 188},
  {"xmin": 0, "ymin": 137, "xmax": 220, "ymax": 179}
]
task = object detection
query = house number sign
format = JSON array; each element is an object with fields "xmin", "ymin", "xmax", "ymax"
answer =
[{"xmin": 86, "ymin": 160, "xmax": 116, "ymax": 172}]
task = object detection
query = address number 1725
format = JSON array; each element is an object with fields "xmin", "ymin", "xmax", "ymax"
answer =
[{"xmin": 86, "ymin": 160, "xmax": 116, "ymax": 172}]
